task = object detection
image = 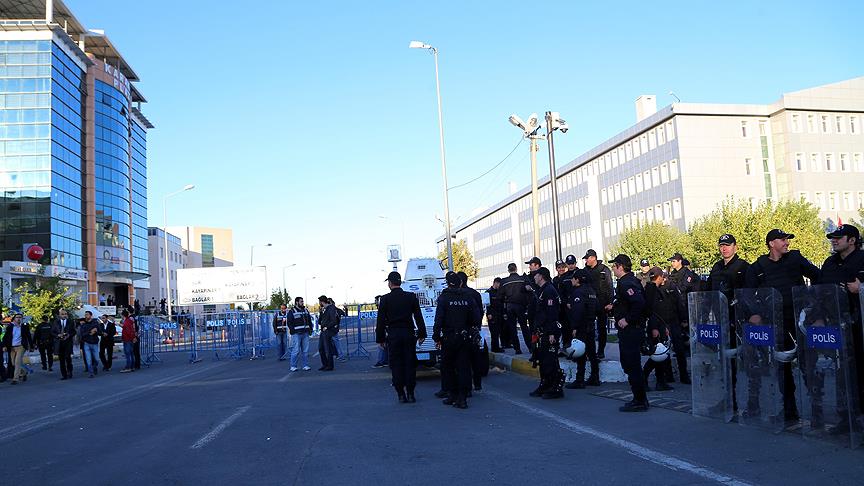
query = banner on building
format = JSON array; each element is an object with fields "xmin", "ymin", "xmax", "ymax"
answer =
[{"xmin": 177, "ymin": 266, "xmax": 268, "ymax": 304}]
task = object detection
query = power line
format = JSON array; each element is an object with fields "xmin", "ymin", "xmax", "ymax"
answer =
[{"xmin": 448, "ymin": 137, "xmax": 524, "ymax": 191}]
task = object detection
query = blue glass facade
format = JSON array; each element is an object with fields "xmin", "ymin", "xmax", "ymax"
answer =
[
  {"xmin": 94, "ymin": 79, "xmax": 132, "ymax": 272},
  {"xmin": 0, "ymin": 40, "xmax": 84, "ymax": 269},
  {"xmin": 130, "ymin": 116, "xmax": 148, "ymax": 274}
]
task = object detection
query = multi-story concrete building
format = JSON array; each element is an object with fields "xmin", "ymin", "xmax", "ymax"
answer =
[
  {"xmin": 163, "ymin": 226, "xmax": 234, "ymax": 314},
  {"xmin": 0, "ymin": 0, "xmax": 152, "ymax": 306},
  {"xmin": 440, "ymin": 77, "xmax": 864, "ymax": 288},
  {"xmin": 137, "ymin": 227, "xmax": 184, "ymax": 313}
]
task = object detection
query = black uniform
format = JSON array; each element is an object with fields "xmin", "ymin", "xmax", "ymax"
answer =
[
  {"xmin": 463, "ymin": 285, "xmax": 485, "ymax": 391},
  {"xmin": 530, "ymin": 282, "xmax": 564, "ymax": 397},
  {"xmin": 643, "ymin": 282, "xmax": 687, "ymax": 388},
  {"xmin": 500, "ymin": 272, "xmax": 533, "ymax": 352},
  {"xmin": 566, "ymin": 283, "xmax": 599, "ymax": 386},
  {"xmin": 33, "ymin": 321, "xmax": 54, "ymax": 371},
  {"xmin": 706, "ymin": 253, "xmax": 749, "ymax": 404},
  {"xmin": 586, "ymin": 262, "xmax": 613, "ymax": 357},
  {"xmin": 434, "ymin": 287, "xmax": 479, "ymax": 406},
  {"xmin": 376, "ymin": 287, "xmax": 426, "ymax": 399},
  {"xmin": 613, "ymin": 272, "xmax": 648, "ymax": 405},
  {"xmin": 819, "ymin": 248, "xmax": 864, "ymax": 411},
  {"xmin": 317, "ymin": 305, "xmax": 340, "ymax": 370},
  {"xmin": 99, "ymin": 318, "xmax": 116, "ymax": 371},
  {"xmin": 745, "ymin": 250, "xmax": 821, "ymax": 419},
  {"xmin": 486, "ymin": 285, "xmax": 504, "ymax": 352},
  {"xmin": 51, "ymin": 317, "xmax": 75, "ymax": 378},
  {"xmin": 553, "ymin": 271, "xmax": 574, "ymax": 349}
]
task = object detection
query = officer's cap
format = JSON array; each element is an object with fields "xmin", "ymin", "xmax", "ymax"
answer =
[
  {"xmin": 555, "ymin": 259, "xmax": 566, "ymax": 268},
  {"xmin": 766, "ymin": 229, "xmax": 794, "ymax": 244},
  {"xmin": 524, "ymin": 256, "xmax": 542, "ymax": 266},
  {"xmin": 534, "ymin": 267, "xmax": 552, "ymax": 281},
  {"xmin": 610, "ymin": 254, "xmax": 632, "ymax": 267},
  {"xmin": 639, "ymin": 258, "xmax": 650, "ymax": 267},
  {"xmin": 667, "ymin": 252, "xmax": 684, "ymax": 262},
  {"xmin": 826, "ymin": 224, "xmax": 860, "ymax": 240},
  {"xmin": 565, "ymin": 254, "xmax": 578, "ymax": 265},
  {"xmin": 570, "ymin": 268, "xmax": 589, "ymax": 282},
  {"xmin": 718, "ymin": 233, "xmax": 736, "ymax": 245},
  {"xmin": 445, "ymin": 271, "xmax": 461, "ymax": 287},
  {"xmin": 647, "ymin": 266, "xmax": 665, "ymax": 279},
  {"xmin": 582, "ymin": 249, "xmax": 597, "ymax": 260},
  {"xmin": 385, "ymin": 271, "xmax": 402, "ymax": 284}
]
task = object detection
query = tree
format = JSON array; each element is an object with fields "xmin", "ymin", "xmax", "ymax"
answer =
[
  {"xmin": 610, "ymin": 221, "xmax": 691, "ymax": 267},
  {"xmin": 15, "ymin": 270, "xmax": 81, "ymax": 326},
  {"xmin": 265, "ymin": 288, "xmax": 291, "ymax": 310},
  {"xmin": 687, "ymin": 198, "xmax": 830, "ymax": 268},
  {"xmin": 438, "ymin": 239, "xmax": 478, "ymax": 280}
]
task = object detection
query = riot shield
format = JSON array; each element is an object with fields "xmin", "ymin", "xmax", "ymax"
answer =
[
  {"xmin": 793, "ymin": 285, "xmax": 863, "ymax": 448},
  {"xmin": 689, "ymin": 291, "xmax": 733, "ymax": 422},
  {"xmin": 734, "ymin": 288, "xmax": 785, "ymax": 432}
]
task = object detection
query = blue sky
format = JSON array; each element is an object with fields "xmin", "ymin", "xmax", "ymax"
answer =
[{"xmin": 70, "ymin": 0, "xmax": 862, "ymax": 301}]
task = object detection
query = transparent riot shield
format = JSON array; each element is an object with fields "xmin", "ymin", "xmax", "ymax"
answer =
[
  {"xmin": 793, "ymin": 285, "xmax": 863, "ymax": 448},
  {"xmin": 689, "ymin": 291, "xmax": 733, "ymax": 422},
  {"xmin": 734, "ymin": 288, "xmax": 785, "ymax": 432}
]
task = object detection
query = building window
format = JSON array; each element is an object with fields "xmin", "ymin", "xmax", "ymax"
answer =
[
  {"xmin": 759, "ymin": 121, "xmax": 767, "ymax": 136},
  {"xmin": 855, "ymin": 153, "xmax": 864, "ymax": 172},
  {"xmin": 640, "ymin": 134, "xmax": 648, "ymax": 153},
  {"xmin": 628, "ymin": 177, "xmax": 636, "ymax": 195},
  {"xmin": 840, "ymin": 153, "xmax": 849, "ymax": 172},
  {"xmin": 614, "ymin": 183, "xmax": 621, "ymax": 201},
  {"xmin": 652, "ymin": 167, "xmax": 660, "ymax": 186},
  {"xmin": 836, "ymin": 116, "xmax": 845, "ymax": 134},
  {"xmin": 858, "ymin": 192, "xmax": 864, "ymax": 210},
  {"xmin": 601, "ymin": 188, "xmax": 607, "ymax": 205},
  {"xmin": 611, "ymin": 150, "xmax": 619, "ymax": 167},
  {"xmin": 843, "ymin": 191, "xmax": 853, "ymax": 210},
  {"xmin": 851, "ymin": 116, "xmax": 859, "ymax": 135},
  {"xmin": 635, "ymin": 173, "xmax": 644, "ymax": 192},
  {"xmin": 646, "ymin": 207, "xmax": 655, "ymax": 223},
  {"xmin": 821, "ymin": 115, "xmax": 830, "ymax": 133},
  {"xmin": 621, "ymin": 180, "xmax": 629, "ymax": 198},
  {"xmin": 794, "ymin": 153, "xmax": 805, "ymax": 172},
  {"xmin": 643, "ymin": 170, "xmax": 651, "ymax": 190},
  {"xmin": 825, "ymin": 153, "xmax": 834, "ymax": 171},
  {"xmin": 624, "ymin": 214, "xmax": 631, "ymax": 230},
  {"xmin": 638, "ymin": 209, "xmax": 646, "ymax": 223},
  {"xmin": 828, "ymin": 191, "xmax": 838, "ymax": 211},
  {"xmin": 815, "ymin": 192, "xmax": 825, "ymax": 210},
  {"xmin": 663, "ymin": 201, "xmax": 672, "ymax": 221},
  {"xmin": 617, "ymin": 216, "xmax": 624, "ymax": 234},
  {"xmin": 807, "ymin": 114, "xmax": 816, "ymax": 133},
  {"xmin": 798, "ymin": 191, "xmax": 809, "ymax": 202},
  {"xmin": 660, "ymin": 163, "xmax": 669, "ymax": 184},
  {"xmin": 669, "ymin": 159, "xmax": 679, "ymax": 180},
  {"xmin": 625, "ymin": 143, "xmax": 633, "ymax": 161},
  {"xmin": 810, "ymin": 153, "xmax": 821, "ymax": 172},
  {"xmin": 648, "ymin": 130, "xmax": 656, "ymax": 150},
  {"xmin": 741, "ymin": 121, "xmax": 749, "ymax": 138},
  {"xmin": 672, "ymin": 198, "xmax": 682, "ymax": 219},
  {"xmin": 201, "ymin": 234, "xmax": 215, "ymax": 267},
  {"xmin": 666, "ymin": 121, "xmax": 675, "ymax": 140},
  {"xmin": 603, "ymin": 220, "xmax": 610, "ymax": 237},
  {"xmin": 657, "ymin": 125, "xmax": 666, "ymax": 144},
  {"xmin": 745, "ymin": 158, "xmax": 752, "ymax": 175},
  {"xmin": 791, "ymin": 114, "xmax": 801, "ymax": 133},
  {"xmin": 633, "ymin": 139, "xmax": 641, "ymax": 158}
]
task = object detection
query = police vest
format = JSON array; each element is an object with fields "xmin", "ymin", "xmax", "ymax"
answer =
[{"xmin": 290, "ymin": 309, "xmax": 311, "ymax": 333}]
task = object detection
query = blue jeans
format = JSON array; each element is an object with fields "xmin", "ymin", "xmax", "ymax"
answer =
[
  {"xmin": 376, "ymin": 345, "xmax": 389, "ymax": 365},
  {"xmin": 83, "ymin": 342, "xmax": 100, "ymax": 374},
  {"xmin": 331, "ymin": 332, "xmax": 345, "ymax": 358},
  {"xmin": 290, "ymin": 333, "xmax": 310, "ymax": 368},
  {"xmin": 123, "ymin": 342, "xmax": 134, "ymax": 370},
  {"xmin": 277, "ymin": 333, "xmax": 288, "ymax": 359}
]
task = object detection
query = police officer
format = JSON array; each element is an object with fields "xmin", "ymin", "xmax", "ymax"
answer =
[
  {"xmin": 527, "ymin": 267, "xmax": 564, "ymax": 399},
  {"xmin": 819, "ymin": 224, "xmax": 864, "ymax": 428},
  {"xmin": 705, "ymin": 233, "xmax": 749, "ymax": 409},
  {"xmin": 376, "ymin": 271, "xmax": 427, "ymax": 403},
  {"xmin": 642, "ymin": 267, "xmax": 687, "ymax": 391},
  {"xmin": 458, "ymin": 271, "xmax": 485, "ymax": 392},
  {"xmin": 585, "ymin": 249, "xmax": 613, "ymax": 359},
  {"xmin": 668, "ymin": 253, "xmax": 701, "ymax": 296},
  {"xmin": 486, "ymin": 278, "xmax": 504, "ymax": 352},
  {"xmin": 500, "ymin": 263, "xmax": 532, "ymax": 353},
  {"xmin": 552, "ymin": 259, "xmax": 573, "ymax": 349},
  {"xmin": 610, "ymin": 254, "xmax": 650, "ymax": 412},
  {"xmin": 745, "ymin": 229, "xmax": 821, "ymax": 424},
  {"xmin": 564, "ymin": 268, "xmax": 601, "ymax": 389},
  {"xmin": 434, "ymin": 271, "xmax": 479, "ymax": 409},
  {"xmin": 33, "ymin": 318, "xmax": 54, "ymax": 371},
  {"xmin": 273, "ymin": 304, "xmax": 290, "ymax": 361},
  {"xmin": 637, "ymin": 259, "xmax": 652, "ymax": 288}
]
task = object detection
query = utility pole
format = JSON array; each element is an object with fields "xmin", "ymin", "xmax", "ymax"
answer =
[{"xmin": 545, "ymin": 111, "xmax": 565, "ymax": 261}]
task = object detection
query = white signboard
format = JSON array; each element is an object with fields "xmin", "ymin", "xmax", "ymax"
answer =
[{"xmin": 177, "ymin": 266, "xmax": 268, "ymax": 305}]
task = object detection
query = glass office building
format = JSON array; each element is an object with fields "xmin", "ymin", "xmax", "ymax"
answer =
[{"xmin": 1, "ymin": 1, "xmax": 152, "ymax": 306}]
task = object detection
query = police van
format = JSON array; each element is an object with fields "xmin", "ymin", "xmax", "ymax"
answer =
[{"xmin": 400, "ymin": 257, "xmax": 447, "ymax": 366}]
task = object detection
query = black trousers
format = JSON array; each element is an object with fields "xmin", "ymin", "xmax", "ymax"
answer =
[
  {"xmin": 58, "ymin": 339, "xmax": 74, "ymax": 378},
  {"xmin": 441, "ymin": 336, "xmax": 472, "ymax": 399},
  {"xmin": 133, "ymin": 339, "xmax": 141, "ymax": 369},
  {"xmin": 319, "ymin": 330, "xmax": 335, "ymax": 369},
  {"xmin": 574, "ymin": 324, "xmax": 598, "ymax": 380},
  {"xmin": 387, "ymin": 329, "xmax": 417, "ymax": 393},
  {"xmin": 618, "ymin": 324, "xmax": 647, "ymax": 402},
  {"xmin": 538, "ymin": 340, "xmax": 562, "ymax": 389},
  {"xmin": 100, "ymin": 338, "xmax": 114, "ymax": 370},
  {"xmin": 487, "ymin": 312, "xmax": 503, "ymax": 351},
  {"xmin": 37, "ymin": 340, "xmax": 54, "ymax": 369},
  {"xmin": 0, "ymin": 347, "xmax": 8, "ymax": 379},
  {"xmin": 504, "ymin": 304, "xmax": 530, "ymax": 352},
  {"xmin": 596, "ymin": 308, "xmax": 609, "ymax": 355}
]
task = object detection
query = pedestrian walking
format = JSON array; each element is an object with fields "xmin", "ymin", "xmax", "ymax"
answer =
[
  {"xmin": 52, "ymin": 309, "xmax": 75, "ymax": 380},
  {"xmin": 317, "ymin": 296, "xmax": 338, "ymax": 371},
  {"xmin": 372, "ymin": 295, "xmax": 389, "ymax": 368},
  {"xmin": 273, "ymin": 304, "xmax": 290, "ymax": 361},
  {"xmin": 287, "ymin": 297, "xmax": 313, "ymax": 371},
  {"xmin": 99, "ymin": 314, "xmax": 116, "ymax": 371},
  {"xmin": 434, "ymin": 271, "xmax": 479, "ymax": 409},
  {"xmin": 610, "ymin": 254, "xmax": 650, "ymax": 412},
  {"xmin": 584, "ymin": 249, "xmax": 613, "ymax": 359},
  {"xmin": 328, "ymin": 298, "xmax": 347, "ymax": 361},
  {"xmin": 120, "ymin": 310, "xmax": 137, "ymax": 373},
  {"xmin": 33, "ymin": 318, "xmax": 54, "ymax": 371},
  {"xmin": 3, "ymin": 314, "xmax": 34, "ymax": 385},
  {"xmin": 375, "ymin": 271, "xmax": 427, "ymax": 403},
  {"xmin": 79, "ymin": 311, "xmax": 103, "ymax": 378}
]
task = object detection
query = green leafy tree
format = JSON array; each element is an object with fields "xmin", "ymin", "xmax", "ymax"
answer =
[
  {"xmin": 15, "ymin": 270, "xmax": 81, "ymax": 326},
  {"xmin": 438, "ymin": 239, "xmax": 479, "ymax": 280},
  {"xmin": 610, "ymin": 221, "xmax": 691, "ymax": 267},
  {"xmin": 265, "ymin": 288, "xmax": 291, "ymax": 310},
  {"xmin": 688, "ymin": 198, "xmax": 830, "ymax": 268}
]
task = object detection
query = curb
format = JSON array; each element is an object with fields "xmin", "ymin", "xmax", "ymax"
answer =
[{"xmin": 488, "ymin": 351, "xmax": 628, "ymax": 383}]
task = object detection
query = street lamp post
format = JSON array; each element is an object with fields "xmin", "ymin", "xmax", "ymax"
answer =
[
  {"xmin": 250, "ymin": 243, "xmax": 272, "ymax": 266},
  {"xmin": 163, "ymin": 184, "xmax": 194, "ymax": 320},
  {"xmin": 410, "ymin": 40, "xmax": 453, "ymax": 272},
  {"xmin": 304, "ymin": 276, "xmax": 317, "ymax": 302},
  {"xmin": 509, "ymin": 113, "xmax": 543, "ymax": 257},
  {"xmin": 544, "ymin": 111, "xmax": 569, "ymax": 261},
  {"xmin": 281, "ymin": 264, "xmax": 297, "ymax": 297}
]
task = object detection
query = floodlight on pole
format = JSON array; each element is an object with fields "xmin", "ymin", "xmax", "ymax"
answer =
[
  {"xmin": 163, "ymin": 183, "xmax": 195, "ymax": 320},
  {"xmin": 509, "ymin": 112, "xmax": 543, "ymax": 258}
]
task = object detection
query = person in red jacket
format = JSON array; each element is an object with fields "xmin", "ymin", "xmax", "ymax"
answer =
[{"xmin": 120, "ymin": 309, "xmax": 137, "ymax": 373}]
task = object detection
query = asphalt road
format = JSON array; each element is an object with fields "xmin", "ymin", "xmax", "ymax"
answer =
[{"xmin": 2, "ymin": 345, "xmax": 863, "ymax": 486}]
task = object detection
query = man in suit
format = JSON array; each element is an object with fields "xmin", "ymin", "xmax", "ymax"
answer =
[{"xmin": 51, "ymin": 309, "xmax": 76, "ymax": 380}]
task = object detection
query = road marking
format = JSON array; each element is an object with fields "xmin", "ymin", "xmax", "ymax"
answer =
[
  {"xmin": 0, "ymin": 362, "xmax": 228, "ymax": 443},
  {"xmin": 190, "ymin": 406, "xmax": 251, "ymax": 450},
  {"xmin": 278, "ymin": 372, "xmax": 294, "ymax": 382},
  {"xmin": 486, "ymin": 390, "xmax": 753, "ymax": 486}
]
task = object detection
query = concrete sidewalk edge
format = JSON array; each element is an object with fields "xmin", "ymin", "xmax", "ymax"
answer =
[{"xmin": 488, "ymin": 351, "xmax": 628, "ymax": 383}]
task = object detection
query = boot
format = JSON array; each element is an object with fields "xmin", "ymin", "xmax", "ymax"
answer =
[
  {"xmin": 529, "ymin": 380, "xmax": 547, "ymax": 397},
  {"xmin": 406, "ymin": 388, "xmax": 416, "ymax": 403},
  {"xmin": 442, "ymin": 396, "xmax": 456, "ymax": 406},
  {"xmin": 565, "ymin": 380, "xmax": 585, "ymax": 389},
  {"xmin": 677, "ymin": 356, "xmax": 691, "ymax": 384},
  {"xmin": 542, "ymin": 370, "xmax": 565, "ymax": 399},
  {"xmin": 434, "ymin": 389, "xmax": 449, "ymax": 399},
  {"xmin": 454, "ymin": 395, "xmax": 468, "ymax": 409},
  {"xmin": 619, "ymin": 400, "xmax": 650, "ymax": 412}
]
